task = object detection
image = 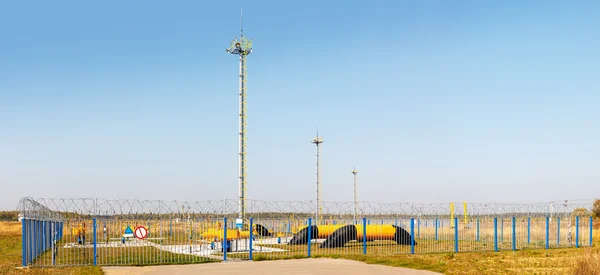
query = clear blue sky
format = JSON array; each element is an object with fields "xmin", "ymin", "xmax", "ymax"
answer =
[{"xmin": 1, "ymin": 1, "xmax": 599, "ymax": 210}]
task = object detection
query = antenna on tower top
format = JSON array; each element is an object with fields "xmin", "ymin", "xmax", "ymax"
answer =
[{"xmin": 240, "ymin": 8, "xmax": 243, "ymax": 37}]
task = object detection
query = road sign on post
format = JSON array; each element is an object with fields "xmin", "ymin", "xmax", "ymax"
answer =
[
  {"xmin": 123, "ymin": 225, "xmax": 134, "ymax": 238},
  {"xmin": 134, "ymin": 226, "xmax": 148, "ymax": 240}
]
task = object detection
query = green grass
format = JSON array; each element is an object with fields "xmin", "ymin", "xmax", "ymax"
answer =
[
  {"xmin": 0, "ymin": 222, "xmax": 103, "ymax": 275},
  {"xmin": 32, "ymin": 244, "xmax": 218, "ymax": 267}
]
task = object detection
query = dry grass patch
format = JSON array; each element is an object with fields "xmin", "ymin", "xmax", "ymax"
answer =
[
  {"xmin": 0, "ymin": 221, "xmax": 22, "ymax": 235},
  {"xmin": 572, "ymin": 250, "xmax": 600, "ymax": 275}
]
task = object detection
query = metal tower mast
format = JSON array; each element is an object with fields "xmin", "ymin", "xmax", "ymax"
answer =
[
  {"xmin": 352, "ymin": 167, "xmax": 358, "ymax": 222},
  {"xmin": 227, "ymin": 10, "xmax": 252, "ymax": 221},
  {"xmin": 312, "ymin": 133, "xmax": 323, "ymax": 223}
]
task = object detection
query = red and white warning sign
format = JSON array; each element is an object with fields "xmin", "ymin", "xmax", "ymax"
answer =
[{"xmin": 134, "ymin": 226, "xmax": 148, "ymax": 240}]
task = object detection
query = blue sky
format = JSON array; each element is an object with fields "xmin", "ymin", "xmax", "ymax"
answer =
[{"xmin": 1, "ymin": 1, "xmax": 599, "ymax": 209}]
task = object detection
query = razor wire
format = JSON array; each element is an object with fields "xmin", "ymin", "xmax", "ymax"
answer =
[
  {"xmin": 17, "ymin": 197, "xmax": 64, "ymax": 222},
  {"xmin": 19, "ymin": 198, "xmax": 595, "ymax": 219}
]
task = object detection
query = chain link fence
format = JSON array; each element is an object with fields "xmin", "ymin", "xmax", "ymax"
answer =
[{"xmin": 18, "ymin": 197, "xmax": 595, "ymax": 267}]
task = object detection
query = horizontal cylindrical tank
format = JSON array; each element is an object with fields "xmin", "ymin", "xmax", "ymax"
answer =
[
  {"xmin": 296, "ymin": 224, "xmax": 397, "ymax": 241},
  {"xmin": 356, "ymin": 225, "xmax": 396, "ymax": 241}
]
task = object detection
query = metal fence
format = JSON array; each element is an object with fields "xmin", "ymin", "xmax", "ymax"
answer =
[{"xmin": 18, "ymin": 197, "xmax": 595, "ymax": 267}]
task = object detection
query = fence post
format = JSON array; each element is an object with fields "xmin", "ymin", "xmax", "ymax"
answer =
[
  {"xmin": 29, "ymin": 220, "xmax": 33, "ymax": 264},
  {"xmin": 307, "ymin": 217, "xmax": 312, "ymax": 257},
  {"xmin": 454, "ymin": 217, "xmax": 459, "ymax": 253},
  {"xmin": 39, "ymin": 221, "xmax": 42, "ymax": 257},
  {"xmin": 42, "ymin": 221, "xmax": 45, "ymax": 253},
  {"xmin": 494, "ymin": 217, "xmax": 498, "ymax": 252},
  {"xmin": 476, "ymin": 217, "xmax": 480, "ymax": 242},
  {"xmin": 410, "ymin": 218, "xmax": 415, "ymax": 254},
  {"xmin": 545, "ymin": 216, "xmax": 549, "ymax": 250},
  {"xmin": 418, "ymin": 219, "xmax": 421, "ymax": 239},
  {"xmin": 435, "ymin": 218, "xmax": 438, "ymax": 241},
  {"xmin": 169, "ymin": 219, "xmax": 172, "ymax": 236},
  {"xmin": 590, "ymin": 216, "xmax": 594, "ymax": 247},
  {"xmin": 93, "ymin": 218, "xmax": 97, "ymax": 266},
  {"xmin": 362, "ymin": 217, "xmax": 367, "ymax": 255},
  {"xmin": 33, "ymin": 220, "xmax": 37, "ymax": 260},
  {"xmin": 590, "ymin": 217, "xmax": 593, "ymax": 247},
  {"xmin": 557, "ymin": 217, "xmax": 560, "ymax": 247},
  {"xmin": 223, "ymin": 217, "xmax": 227, "ymax": 261},
  {"xmin": 43, "ymin": 221, "xmax": 50, "ymax": 251},
  {"xmin": 501, "ymin": 218, "xmax": 504, "ymax": 243},
  {"xmin": 249, "ymin": 218, "xmax": 253, "ymax": 261},
  {"xmin": 22, "ymin": 218, "xmax": 26, "ymax": 267},
  {"xmin": 527, "ymin": 217, "xmax": 531, "ymax": 245},
  {"xmin": 576, "ymin": 216, "xmax": 579, "ymax": 248},
  {"xmin": 39, "ymin": 221, "xmax": 42, "ymax": 256},
  {"xmin": 52, "ymin": 221, "xmax": 56, "ymax": 266},
  {"xmin": 512, "ymin": 217, "xmax": 516, "ymax": 251}
]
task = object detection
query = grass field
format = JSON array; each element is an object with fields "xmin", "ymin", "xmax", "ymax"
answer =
[
  {"xmin": 2, "ymin": 221, "xmax": 599, "ymax": 274},
  {"xmin": 0, "ymin": 221, "xmax": 102, "ymax": 275}
]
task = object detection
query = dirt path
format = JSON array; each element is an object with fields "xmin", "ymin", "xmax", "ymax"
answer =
[{"xmin": 102, "ymin": 258, "xmax": 443, "ymax": 275}]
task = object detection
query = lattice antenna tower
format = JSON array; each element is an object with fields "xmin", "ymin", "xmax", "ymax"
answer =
[
  {"xmin": 312, "ymin": 133, "xmax": 324, "ymax": 223},
  {"xmin": 352, "ymin": 167, "xmax": 358, "ymax": 222},
  {"xmin": 226, "ymin": 9, "xmax": 253, "ymax": 221}
]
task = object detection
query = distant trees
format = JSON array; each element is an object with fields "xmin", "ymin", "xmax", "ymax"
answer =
[
  {"xmin": 593, "ymin": 199, "xmax": 600, "ymax": 218},
  {"xmin": 572, "ymin": 208, "xmax": 590, "ymax": 218},
  {"xmin": 0, "ymin": 211, "xmax": 19, "ymax": 221}
]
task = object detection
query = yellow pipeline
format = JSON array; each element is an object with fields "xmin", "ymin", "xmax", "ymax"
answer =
[
  {"xmin": 201, "ymin": 229, "xmax": 257, "ymax": 240},
  {"xmin": 201, "ymin": 229, "xmax": 240, "ymax": 241},
  {"xmin": 296, "ymin": 225, "xmax": 344, "ymax": 239},
  {"xmin": 296, "ymin": 224, "xmax": 397, "ymax": 241},
  {"xmin": 356, "ymin": 225, "xmax": 397, "ymax": 241},
  {"xmin": 239, "ymin": 230, "xmax": 252, "ymax": 239}
]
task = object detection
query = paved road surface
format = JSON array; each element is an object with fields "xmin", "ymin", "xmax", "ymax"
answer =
[{"xmin": 103, "ymin": 258, "xmax": 443, "ymax": 275}]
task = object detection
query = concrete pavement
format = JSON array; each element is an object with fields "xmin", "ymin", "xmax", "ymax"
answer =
[{"xmin": 102, "ymin": 258, "xmax": 443, "ymax": 275}]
